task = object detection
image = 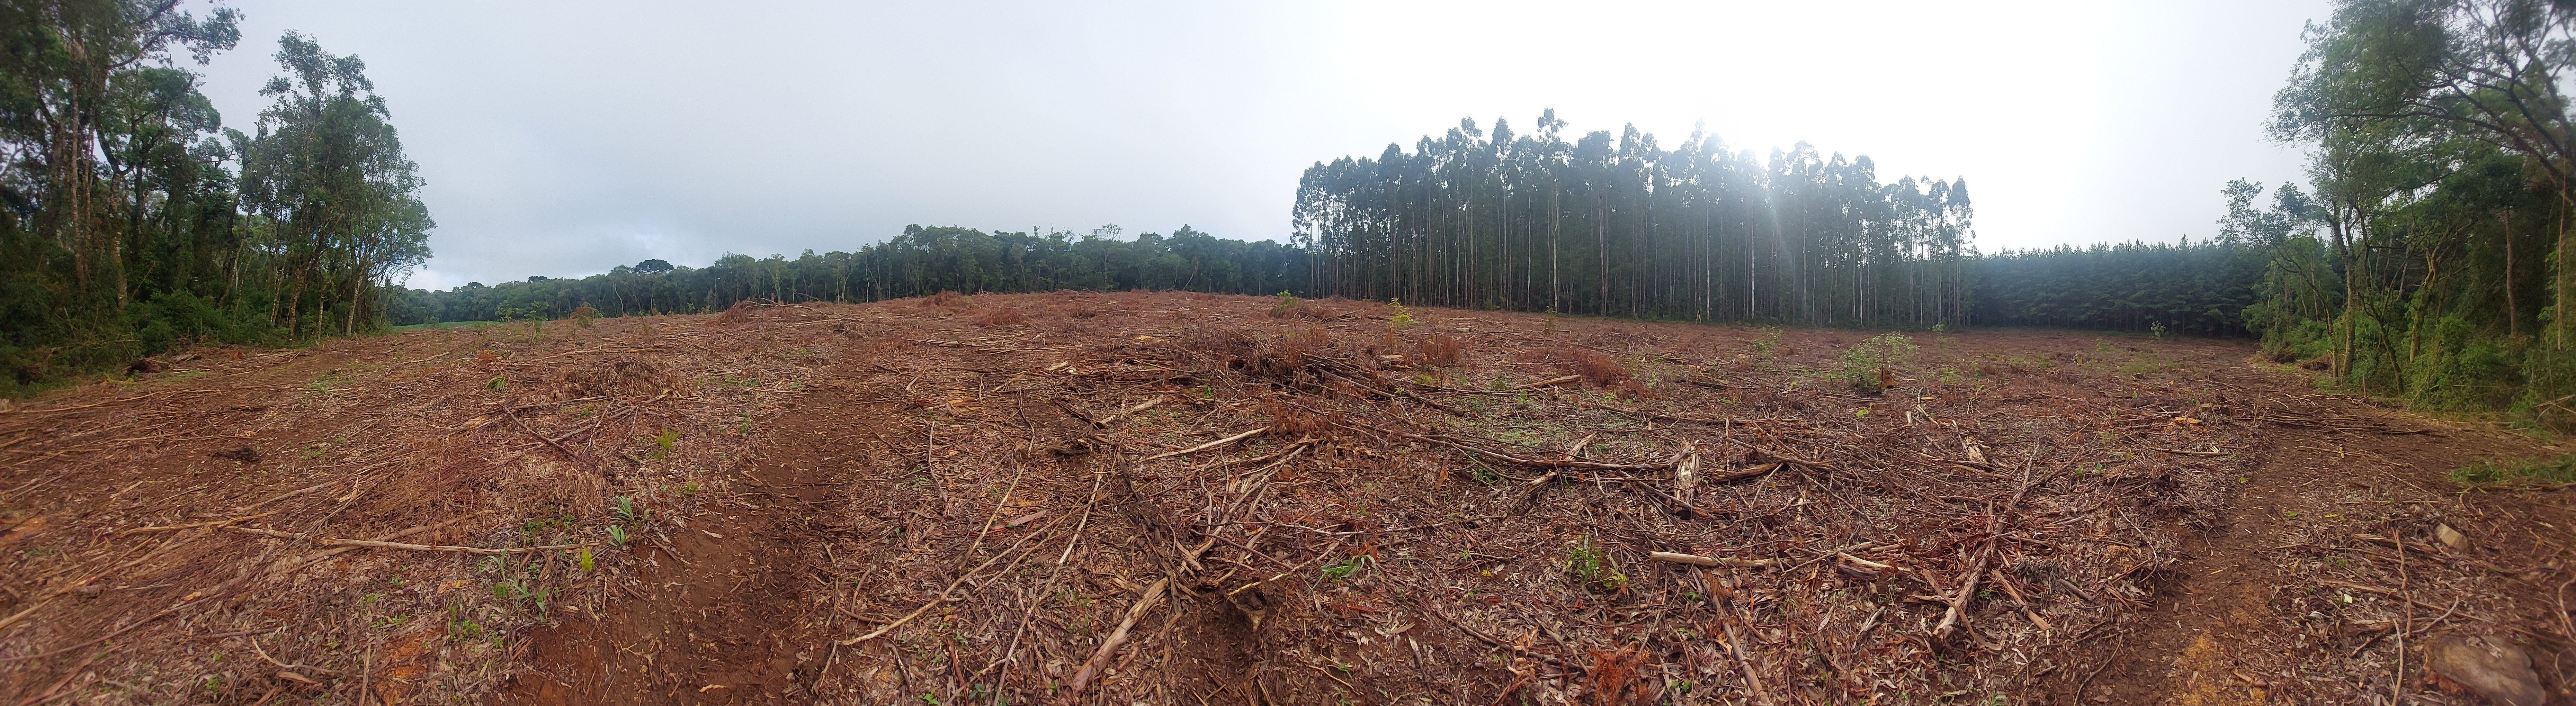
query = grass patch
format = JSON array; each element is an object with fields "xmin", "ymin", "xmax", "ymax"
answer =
[
  {"xmin": 2451, "ymin": 454, "xmax": 2576, "ymax": 485},
  {"xmin": 388, "ymin": 320, "xmax": 495, "ymax": 332}
]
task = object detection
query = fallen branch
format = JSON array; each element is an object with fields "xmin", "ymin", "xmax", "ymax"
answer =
[
  {"xmin": 1935, "ymin": 460, "xmax": 2046, "ymax": 638},
  {"xmin": 1066, "ymin": 577, "xmax": 1170, "ymax": 694},
  {"xmin": 119, "ymin": 511, "xmax": 278, "ymax": 535},
  {"xmin": 3, "ymin": 389, "xmax": 224, "ymax": 415},
  {"xmin": 273, "ymin": 511, "xmax": 496, "ymax": 575},
  {"xmin": 1399, "ymin": 432, "xmax": 1670, "ymax": 470},
  {"xmin": 1650, "ymin": 551, "xmax": 1779, "ymax": 569},
  {"xmin": 841, "ymin": 516, "xmax": 1065, "ymax": 646},
  {"xmin": 1093, "ymin": 397, "xmax": 1164, "ymax": 427},
  {"xmin": 1512, "ymin": 374, "xmax": 1582, "ymax": 390},
  {"xmin": 314, "ymin": 538, "xmax": 589, "ymax": 555},
  {"xmin": 227, "ymin": 526, "xmax": 580, "ymax": 555},
  {"xmin": 1143, "ymin": 427, "xmax": 1266, "ymax": 461}
]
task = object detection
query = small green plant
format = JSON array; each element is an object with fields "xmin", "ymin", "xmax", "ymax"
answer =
[
  {"xmin": 2148, "ymin": 319, "xmax": 2168, "ymax": 340},
  {"xmin": 650, "ymin": 429, "xmax": 679, "ymax": 460},
  {"xmin": 1837, "ymin": 333, "xmax": 1918, "ymax": 390},
  {"xmin": 447, "ymin": 613, "xmax": 486, "ymax": 642},
  {"xmin": 1270, "ymin": 290, "xmax": 1303, "ymax": 317},
  {"xmin": 576, "ymin": 546, "xmax": 596, "ymax": 572},
  {"xmin": 1388, "ymin": 298, "xmax": 1416, "ymax": 329},
  {"xmin": 485, "ymin": 375, "xmax": 507, "ymax": 391},
  {"xmin": 1566, "ymin": 538, "xmax": 1626, "ymax": 593},
  {"xmin": 1321, "ymin": 555, "xmax": 1368, "ymax": 581},
  {"xmin": 1751, "ymin": 327, "xmax": 1784, "ymax": 358},
  {"xmin": 678, "ymin": 482, "xmax": 700, "ymax": 497},
  {"xmin": 605, "ymin": 525, "xmax": 629, "ymax": 549},
  {"xmin": 494, "ymin": 576, "xmax": 555, "ymax": 613},
  {"xmin": 611, "ymin": 496, "xmax": 645, "ymax": 524}
]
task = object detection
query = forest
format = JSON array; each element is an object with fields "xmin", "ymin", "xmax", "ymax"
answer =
[
  {"xmin": 0, "ymin": 1, "xmax": 429, "ymax": 395},
  {"xmin": 8, "ymin": 0, "xmax": 2574, "ymax": 428}
]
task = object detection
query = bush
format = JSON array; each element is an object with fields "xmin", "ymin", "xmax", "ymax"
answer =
[
  {"xmin": 1837, "ymin": 333, "xmax": 1917, "ymax": 390},
  {"xmin": 1538, "ymin": 348, "xmax": 1629, "ymax": 387},
  {"xmin": 1417, "ymin": 333, "xmax": 1464, "ymax": 366},
  {"xmin": 1269, "ymin": 290, "xmax": 1301, "ymax": 318}
]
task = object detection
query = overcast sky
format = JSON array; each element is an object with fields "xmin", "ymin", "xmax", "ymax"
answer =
[{"xmin": 192, "ymin": 0, "xmax": 2329, "ymax": 290}]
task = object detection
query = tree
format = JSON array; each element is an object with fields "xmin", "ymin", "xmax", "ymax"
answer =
[{"xmin": 233, "ymin": 31, "xmax": 430, "ymax": 337}]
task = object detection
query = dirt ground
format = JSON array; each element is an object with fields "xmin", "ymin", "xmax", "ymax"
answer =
[{"xmin": 1, "ymin": 291, "xmax": 2570, "ymax": 705}]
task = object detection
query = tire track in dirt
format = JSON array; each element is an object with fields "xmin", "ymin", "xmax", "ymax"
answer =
[
  {"xmin": 506, "ymin": 382, "xmax": 884, "ymax": 704},
  {"xmin": 2065, "ymin": 371, "xmax": 2573, "ymax": 705},
  {"xmin": 502, "ymin": 348, "xmax": 1280, "ymax": 704}
]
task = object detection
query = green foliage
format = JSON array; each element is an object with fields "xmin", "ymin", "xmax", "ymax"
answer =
[
  {"xmin": 650, "ymin": 429, "xmax": 678, "ymax": 460},
  {"xmin": 2450, "ymin": 455, "xmax": 2576, "ymax": 486},
  {"xmin": 1565, "ymin": 538, "xmax": 1626, "ymax": 593},
  {"xmin": 389, "ymin": 224, "xmax": 1309, "ymax": 326},
  {"xmin": 1750, "ymin": 327, "xmax": 1783, "ymax": 358},
  {"xmin": 1270, "ymin": 290, "xmax": 1301, "ymax": 317},
  {"xmin": 1320, "ymin": 555, "xmax": 1367, "ymax": 581},
  {"xmin": 611, "ymin": 496, "xmax": 645, "ymax": 524},
  {"xmin": 1837, "ymin": 333, "xmax": 1917, "ymax": 390},
  {"xmin": 1974, "ymin": 237, "xmax": 2268, "ymax": 336},
  {"xmin": 2257, "ymin": 1, "xmax": 2576, "ymax": 428},
  {"xmin": 1387, "ymin": 298, "xmax": 1416, "ymax": 329}
]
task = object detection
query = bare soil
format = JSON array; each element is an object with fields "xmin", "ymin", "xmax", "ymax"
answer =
[{"xmin": 1, "ymin": 291, "xmax": 2569, "ymax": 705}]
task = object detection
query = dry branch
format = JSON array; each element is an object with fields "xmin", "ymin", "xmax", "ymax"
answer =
[
  {"xmin": 1066, "ymin": 576, "xmax": 1170, "ymax": 694},
  {"xmin": 1650, "ymin": 551, "xmax": 1779, "ymax": 568},
  {"xmin": 1143, "ymin": 427, "xmax": 1266, "ymax": 461}
]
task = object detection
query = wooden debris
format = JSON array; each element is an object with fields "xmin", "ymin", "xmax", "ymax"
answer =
[{"xmin": 1650, "ymin": 551, "xmax": 1779, "ymax": 568}]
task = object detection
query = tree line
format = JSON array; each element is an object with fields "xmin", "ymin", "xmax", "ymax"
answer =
[
  {"xmin": 386, "ymin": 224, "xmax": 1305, "ymax": 324},
  {"xmin": 0, "ymin": 0, "xmax": 428, "ymax": 394},
  {"xmin": 1293, "ymin": 112, "xmax": 1977, "ymax": 329}
]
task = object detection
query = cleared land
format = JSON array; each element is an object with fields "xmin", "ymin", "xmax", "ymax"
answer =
[{"xmin": 1, "ymin": 291, "xmax": 2569, "ymax": 705}]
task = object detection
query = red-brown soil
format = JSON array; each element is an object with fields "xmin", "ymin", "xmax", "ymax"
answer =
[{"xmin": 1, "ymin": 291, "xmax": 2568, "ymax": 705}]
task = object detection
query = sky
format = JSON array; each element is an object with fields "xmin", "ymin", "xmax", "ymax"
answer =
[{"xmin": 190, "ymin": 0, "xmax": 2332, "ymax": 290}]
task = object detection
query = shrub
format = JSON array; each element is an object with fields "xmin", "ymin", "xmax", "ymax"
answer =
[
  {"xmin": 1418, "ymin": 333, "xmax": 1465, "ymax": 366},
  {"xmin": 1837, "ymin": 333, "xmax": 1917, "ymax": 390},
  {"xmin": 570, "ymin": 303, "xmax": 597, "ymax": 328},
  {"xmin": 1566, "ymin": 538, "xmax": 1626, "ymax": 593},
  {"xmin": 1538, "ymin": 348, "xmax": 1629, "ymax": 387},
  {"xmin": 1269, "ymin": 291, "xmax": 1302, "ymax": 318}
]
